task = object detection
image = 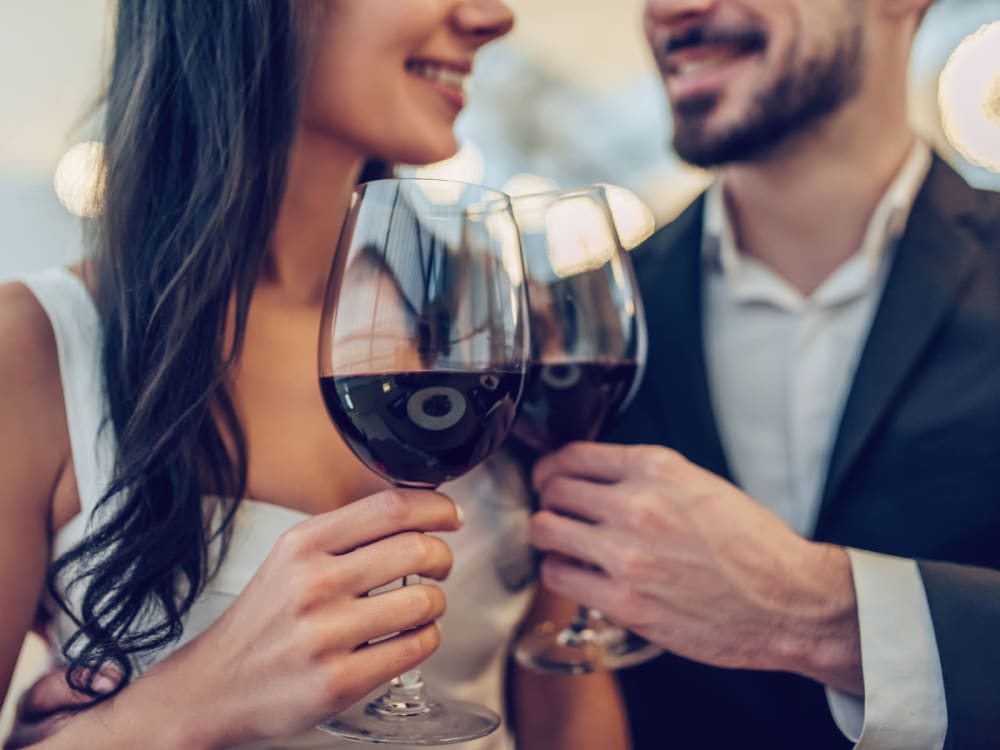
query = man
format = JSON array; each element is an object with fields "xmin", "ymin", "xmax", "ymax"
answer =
[{"xmin": 530, "ymin": 0, "xmax": 1000, "ymax": 748}]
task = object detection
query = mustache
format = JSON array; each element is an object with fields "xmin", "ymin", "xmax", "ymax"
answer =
[{"xmin": 662, "ymin": 25, "xmax": 768, "ymax": 57}]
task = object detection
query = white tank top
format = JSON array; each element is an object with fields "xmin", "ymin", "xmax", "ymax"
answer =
[{"xmin": 19, "ymin": 267, "xmax": 536, "ymax": 750}]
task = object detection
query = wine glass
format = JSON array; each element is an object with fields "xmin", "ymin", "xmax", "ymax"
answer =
[
  {"xmin": 317, "ymin": 178, "xmax": 529, "ymax": 744},
  {"xmin": 509, "ymin": 185, "xmax": 660, "ymax": 675}
]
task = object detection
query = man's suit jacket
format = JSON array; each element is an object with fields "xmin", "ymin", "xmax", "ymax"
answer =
[{"xmin": 604, "ymin": 158, "xmax": 1000, "ymax": 750}]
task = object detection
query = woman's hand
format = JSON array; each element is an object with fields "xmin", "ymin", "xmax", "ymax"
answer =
[
  {"xmin": 21, "ymin": 488, "xmax": 461, "ymax": 750},
  {"xmin": 179, "ymin": 487, "xmax": 461, "ymax": 746}
]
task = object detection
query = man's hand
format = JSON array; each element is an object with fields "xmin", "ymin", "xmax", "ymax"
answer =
[{"xmin": 530, "ymin": 442, "xmax": 864, "ymax": 695}]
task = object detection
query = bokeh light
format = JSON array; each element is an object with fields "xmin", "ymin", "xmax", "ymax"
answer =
[
  {"xmin": 939, "ymin": 21, "xmax": 1000, "ymax": 173},
  {"xmin": 53, "ymin": 140, "xmax": 104, "ymax": 217},
  {"xmin": 501, "ymin": 173, "xmax": 560, "ymax": 197},
  {"xmin": 546, "ymin": 194, "xmax": 619, "ymax": 278},
  {"xmin": 598, "ymin": 184, "xmax": 656, "ymax": 250}
]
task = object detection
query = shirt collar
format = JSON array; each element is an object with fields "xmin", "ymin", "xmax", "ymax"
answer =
[{"xmin": 702, "ymin": 141, "xmax": 933, "ymax": 309}]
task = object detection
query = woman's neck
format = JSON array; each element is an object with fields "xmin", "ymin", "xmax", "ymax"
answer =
[{"xmin": 263, "ymin": 130, "xmax": 364, "ymax": 305}]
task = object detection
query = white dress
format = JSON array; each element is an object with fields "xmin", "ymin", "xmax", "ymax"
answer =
[{"xmin": 19, "ymin": 267, "xmax": 536, "ymax": 750}]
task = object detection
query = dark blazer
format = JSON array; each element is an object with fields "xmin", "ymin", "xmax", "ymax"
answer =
[{"xmin": 604, "ymin": 158, "xmax": 1000, "ymax": 750}]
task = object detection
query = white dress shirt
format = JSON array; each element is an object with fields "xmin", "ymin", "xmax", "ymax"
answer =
[{"xmin": 702, "ymin": 141, "xmax": 948, "ymax": 749}]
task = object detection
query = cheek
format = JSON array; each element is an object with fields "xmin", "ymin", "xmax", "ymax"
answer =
[{"xmin": 301, "ymin": 48, "xmax": 389, "ymax": 143}]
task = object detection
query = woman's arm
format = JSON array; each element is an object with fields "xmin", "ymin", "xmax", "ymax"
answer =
[
  {"xmin": 0, "ymin": 281, "xmax": 466, "ymax": 748},
  {"xmin": 0, "ymin": 283, "xmax": 69, "ymax": 717},
  {"xmin": 7, "ymin": 485, "xmax": 464, "ymax": 749},
  {"xmin": 511, "ymin": 587, "xmax": 630, "ymax": 750}
]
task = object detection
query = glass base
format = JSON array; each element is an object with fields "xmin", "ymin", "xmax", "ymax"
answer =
[
  {"xmin": 513, "ymin": 619, "xmax": 662, "ymax": 675},
  {"xmin": 318, "ymin": 696, "xmax": 500, "ymax": 746}
]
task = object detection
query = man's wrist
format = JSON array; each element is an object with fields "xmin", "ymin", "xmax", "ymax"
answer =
[{"xmin": 772, "ymin": 542, "xmax": 864, "ymax": 694}]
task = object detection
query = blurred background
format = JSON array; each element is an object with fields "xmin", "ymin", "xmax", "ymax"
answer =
[
  {"xmin": 2, "ymin": 0, "xmax": 999, "ymax": 282},
  {"xmin": 0, "ymin": 0, "xmax": 998, "ymax": 736}
]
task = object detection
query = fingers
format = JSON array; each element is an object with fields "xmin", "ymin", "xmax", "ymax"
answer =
[
  {"xmin": 533, "ymin": 442, "xmax": 691, "ymax": 491},
  {"xmin": 532, "ymin": 441, "xmax": 645, "ymax": 490},
  {"xmin": 17, "ymin": 671, "xmax": 81, "ymax": 720},
  {"xmin": 3, "ymin": 714, "xmax": 73, "ymax": 750},
  {"xmin": 18, "ymin": 667, "xmax": 117, "ymax": 719},
  {"xmin": 8, "ymin": 667, "xmax": 119, "ymax": 749},
  {"xmin": 286, "ymin": 489, "xmax": 462, "ymax": 555},
  {"xmin": 534, "ymin": 475, "xmax": 620, "ymax": 524},
  {"xmin": 539, "ymin": 556, "xmax": 637, "ymax": 625},
  {"xmin": 533, "ymin": 442, "xmax": 629, "ymax": 489},
  {"xmin": 338, "ymin": 532, "xmax": 454, "ymax": 595},
  {"xmin": 333, "ymin": 583, "xmax": 447, "ymax": 648},
  {"xmin": 529, "ymin": 510, "xmax": 618, "ymax": 571},
  {"xmin": 339, "ymin": 622, "xmax": 442, "ymax": 699}
]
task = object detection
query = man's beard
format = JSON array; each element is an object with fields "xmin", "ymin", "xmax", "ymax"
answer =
[{"xmin": 670, "ymin": 23, "xmax": 865, "ymax": 168}]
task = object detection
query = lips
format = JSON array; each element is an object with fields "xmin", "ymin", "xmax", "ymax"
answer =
[
  {"xmin": 406, "ymin": 59, "xmax": 471, "ymax": 91},
  {"xmin": 405, "ymin": 58, "xmax": 473, "ymax": 112},
  {"xmin": 665, "ymin": 42, "xmax": 761, "ymax": 77},
  {"xmin": 659, "ymin": 26, "xmax": 767, "ymax": 82}
]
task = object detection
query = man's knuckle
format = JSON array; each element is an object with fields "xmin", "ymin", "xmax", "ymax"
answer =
[
  {"xmin": 617, "ymin": 546, "xmax": 654, "ymax": 580},
  {"xmin": 624, "ymin": 494, "xmax": 659, "ymax": 530},
  {"xmin": 546, "ymin": 475, "xmax": 571, "ymax": 499},
  {"xmin": 644, "ymin": 446, "xmax": 680, "ymax": 474},
  {"xmin": 562, "ymin": 441, "xmax": 589, "ymax": 465}
]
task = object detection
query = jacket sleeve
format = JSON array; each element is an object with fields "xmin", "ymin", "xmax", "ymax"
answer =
[{"xmin": 917, "ymin": 560, "xmax": 1000, "ymax": 750}]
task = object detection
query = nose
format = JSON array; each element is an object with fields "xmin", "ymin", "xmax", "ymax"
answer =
[
  {"xmin": 645, "ymin": 0, "xmax": 718, "ymax": 27},
  {"xmin": 454, "ymin": 0, "xmax": 515, "ymax": 46}
]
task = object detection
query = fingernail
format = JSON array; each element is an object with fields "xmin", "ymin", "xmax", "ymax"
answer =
[
  {"xmin": 93, "ymin": 674, "xmax": 117, "ymax": 694},
  {"xmin": 455, "ymin": 504, "xmax": 465, "ymax": 526}
]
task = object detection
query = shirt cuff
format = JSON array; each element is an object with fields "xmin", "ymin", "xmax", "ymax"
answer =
[{"xmin": 825, "ymin": 548, "xmax": 947, "ymax": 750}]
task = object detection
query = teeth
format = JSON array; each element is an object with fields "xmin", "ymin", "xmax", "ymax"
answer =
[
  {"xmin": 408, "ymin": 62, "xmax": 469, "ymax": 91},
  {"xmin": 676, "ymin": 53, "xmax": 736, "ymax": 77}
]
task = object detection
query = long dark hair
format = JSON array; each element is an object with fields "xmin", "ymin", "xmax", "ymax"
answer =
[{"xmin": 48, "ymin": 0, "xmax": 317, "ymax": 697}]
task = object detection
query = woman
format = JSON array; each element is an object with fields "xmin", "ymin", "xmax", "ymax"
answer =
[{"xmin": 0, "ymin": 1, "xmax": 627, "ymax": 748}]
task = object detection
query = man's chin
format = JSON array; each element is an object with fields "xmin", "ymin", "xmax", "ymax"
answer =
[
  {"xmin": 672, "ymin": 92, "xmax": 720, "ymax": 121},
  {"xmin": 671, "ymin": 113, "xmax": 785, "ymax": 168},
  {"xmin": 671, "ymin": 122, "xmax": 735, "ymax": 168},
  {"xmin": 670, "ymin": 100, "xmax": 748, "ymax": 167}
]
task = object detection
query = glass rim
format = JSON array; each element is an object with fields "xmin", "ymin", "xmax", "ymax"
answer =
[
  {"xmin": 508, "ymin": 184, "xmax": 607, "ymax": 203},
  {"xmin": 356, "ymin": 176, "xmax": 513, "ymax": 210}
]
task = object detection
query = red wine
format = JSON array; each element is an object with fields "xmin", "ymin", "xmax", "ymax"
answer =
[
  {"xmin": 510, "ymin": 361, "xmax": 638, "ymax": 451},
  {"xmin": 320, "ymin": 370, "xmax": 522, "ymax": 488}
]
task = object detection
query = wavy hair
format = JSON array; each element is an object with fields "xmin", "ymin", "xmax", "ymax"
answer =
[{"xmin": 48, "ymin": 0, "xmax": 319, "ymax": 698}]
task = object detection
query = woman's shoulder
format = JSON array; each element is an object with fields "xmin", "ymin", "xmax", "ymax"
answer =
[
  {"xmin": 0, "ymin": 276, "xmax": 62, "ymax": 380},
  {"xmin": 2, "ymin": 261, "xmax": 100, "ymax": 351},
  {"xmin": 0, "ymin": 275, "xmax": 71, "ymax": 513}
]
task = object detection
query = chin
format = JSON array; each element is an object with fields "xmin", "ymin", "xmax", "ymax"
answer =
[{"xmin": 389, "ymin": 131, "xmax": 460, "ymax": 169}]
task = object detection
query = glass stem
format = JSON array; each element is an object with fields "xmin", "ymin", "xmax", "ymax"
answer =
[
  {"xmin": 370, "ymin": 576, "xmax": 432, "ymax": 718},
  {"xmin": 386, "ymin": 669, "xmax": 426, "ymax": 705},
  {"xmin": 568, "ymin": 605, "xmax": 595, "ymax": 634}
]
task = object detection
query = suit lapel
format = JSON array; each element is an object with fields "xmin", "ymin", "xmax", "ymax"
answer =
[
  {"xmin": 635, "ymin": 198, "xmax": 733, "ymax": 480},
  {"xmin": 816, "ymin": 159, "xmax": 987, "ymax": 531}
]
